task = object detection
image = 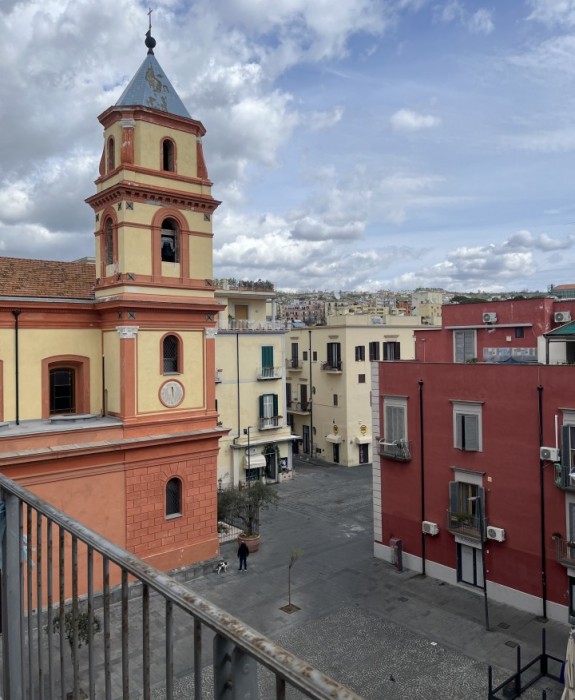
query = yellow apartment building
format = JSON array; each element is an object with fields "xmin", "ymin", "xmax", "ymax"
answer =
[{"xmin": 286, "ymin": 315, "xmax": 433, "ymax": 466}]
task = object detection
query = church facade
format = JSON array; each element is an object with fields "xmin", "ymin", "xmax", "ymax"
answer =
[{"xmin": 0, "ymin": 34, "xmax": 225, "ymax": 576}]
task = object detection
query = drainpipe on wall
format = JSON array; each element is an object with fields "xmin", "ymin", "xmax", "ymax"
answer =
[
  {"xmin": 538, "ymin": 384, "xmax": 547, "ymax": 620},
  {"xmin": 418, "ymin": 379, "xmax": 426, "ymax": 576},
  {"xmin": 12, "ymin": 310, "xmax": 21, "ymax": 426},
  {"xmin": 308, "ymin": 329, "xmax": 313, "ymax": 457}
]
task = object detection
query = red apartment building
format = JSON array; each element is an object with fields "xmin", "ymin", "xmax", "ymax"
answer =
[{"xmin": 372, "ymin": 296, "xmax": 575, "ymax": 623}]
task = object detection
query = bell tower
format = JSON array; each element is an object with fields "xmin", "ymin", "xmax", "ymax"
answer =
[{"xmin": 86, "ymin": 28, "xmax": 221, "ymax": 431}]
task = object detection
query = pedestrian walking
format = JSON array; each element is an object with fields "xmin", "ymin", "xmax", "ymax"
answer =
[{"xmin": 238, "ymin": 541, "xmax": 249, "ymax": 571}]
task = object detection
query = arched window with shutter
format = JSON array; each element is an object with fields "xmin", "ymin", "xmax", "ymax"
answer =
[
  {"xmin": 163, "ymin": 334, "xmax": 180, "ymax": 374},
  {"xmin": 107, "ymin": 136, "xmax": 115, "ymax": 172},
  {"xmin": 161, "ymin": 218, "xmax": 179, "ymax": 263},
  {"xmin": 104, "ymin": 217, "xmax": 114, "ymax": 266}
]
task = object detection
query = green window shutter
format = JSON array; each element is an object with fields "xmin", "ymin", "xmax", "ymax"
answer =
[
  {"xmin": 262, "ymin": 345, "xmax": 274, "ymax": 368},
  {"xmin": 272, "ymin": 394, "xmax": 278, "ymax": 416},
  {"xmin": 259, "ymin": 395, "xmax": 264, "ymax": 418}
]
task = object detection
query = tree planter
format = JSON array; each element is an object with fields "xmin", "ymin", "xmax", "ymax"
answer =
[{"xmin": 238, "ymin": 532, "xmax": 261, "ymax": 553}]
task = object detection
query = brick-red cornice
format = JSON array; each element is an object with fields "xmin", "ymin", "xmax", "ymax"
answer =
[{"xmin": 85, "ymin": 181, "xmax": 220, "ymax": 213}]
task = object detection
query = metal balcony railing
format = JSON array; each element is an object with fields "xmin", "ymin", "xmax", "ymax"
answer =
[
  {"xmin": 285, "ymin": 359, "xmax": 302, "ymax": 370},
  {"xmin": 554, "ymin": 464, "xmax": 575, "ymax": 491},
  {"xmin": 379, "ymin": 440, "xmax": 412, "ymax": 462},
  {"xmin": 320, "ymin": 361, "xmax": 343, "ymax": 373},
  {"xmin": 0, "ymin": 473, "xmax": 362, "ymax": 700},
  {"xmin": 287, "ymin": 401, "xmax": 311, "ymax": 414},
  {"xmin": 446, "ymin": 510, "xmax": 487, "ymax": 541},
  {"xmin": 219, "ymin": 319, "xmax": 288, "ymax": 332},
  {"xmin": 257, "ymin": 366, "xmax": 282, "ymax": 380},
  {"xmin": 555, "ymin": 538, "xmax": 575, "ymax": 568},
  {"xmin": 259, "ymin": 416, "xmax": 281, "ymax": 430}
]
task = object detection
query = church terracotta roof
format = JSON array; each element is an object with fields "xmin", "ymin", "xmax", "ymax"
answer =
[{"xmin": 0, "ymin": 257, "xmax": 96, "ymax": 300}]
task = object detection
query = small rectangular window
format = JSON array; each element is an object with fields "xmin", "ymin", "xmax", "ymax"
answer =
[
  {"xmin": 358, "ymin": 374, "xmax": 366, "ymax": 383},
  {"xmin": 355, "ymin": 345, "xmax": 365, "ymax": 361},
  {"xmin": 383, "ymin": 342, "xmax": 401, "ymax": 361},
  {"xmin": 312, "ymin": 351, "xmax": 317, "ymax": 362},
  {"xmin": 333, "ymin": 394, "xmax": 338, "ymax": 407},
  {"xmin": 453, "ymin": 402, "xmax": 482, "ymax": 451},
  {"xmin": 515, "ymin": 327, "xmax": 525, "ymax": 338},
  {"xmin": 369, "ymin": 341, "xmax": 380, "ymax": 361},
  {"xmin": 454, "ymin": 330, "xmax": 476, "ymax": 363},
  {"xmin": 303, "ymin": 351, "xmax": 308, "ymax": 361}
]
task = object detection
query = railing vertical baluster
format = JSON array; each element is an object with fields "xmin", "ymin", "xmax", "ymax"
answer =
[
  {"xmin": 87, "ymin": 546, "xmax": 95, "ymax": 699},
  {"xmin": 166, "ymin": 599, "xmax": 173, "ymax": 700},
  {"xmin": 20, "ymin": 502, "xmax": 26, "ymax": 694},
  {"xmin": 58, "ymin": 527, "xmax": 65, "ymax": 699},
  {"xmin": 122, "ymin": 569, "xmax": 130, "ymax": 698},
  {"xmin": 26, "ymin": 505, "xmax": 34, "ymax": 698},
  {"xmin": 194, "ymin": 618, "xmax": 201, "ymax": 700},
  {"xmin": 46, "ymin": 520, "xmax": 54, "ymax": 700},
  {"xmin": 36, "ymin": 511, "xmax": 44, "ymax": 700},
  {"xmin": 2, "ymin": 491, "xmax": 24, "ymax": 699},
  {"xmin": 103, "ymin": 557, "xmax": 112, "ymax": 700},
  {"xmin": 232, "ymin": 647, "xmax": 258, "ymax": 699},
  {"xmin": 71, "ymin": 536, "xmax": 79, "ymax": 699},
  {"xmin": 276, "ymin": 675, "xmax": 286, "ymax": 699},
  {"xmin": 213, "ymin": 634, "xmax": 233, "ymax": 700},
  {"xmin": 143, "ymin": 583, "xmax": 150, "ymax": 700}
]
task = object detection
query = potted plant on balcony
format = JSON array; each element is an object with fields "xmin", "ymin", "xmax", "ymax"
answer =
[{"xmin": 217, "ymin": 480, "xmax": 279, "ymax": 552}]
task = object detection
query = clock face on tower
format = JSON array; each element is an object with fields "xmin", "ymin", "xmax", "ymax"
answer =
[{"xmin": 159, "ymin": 380, "xmax": 184, "ymax": 407}]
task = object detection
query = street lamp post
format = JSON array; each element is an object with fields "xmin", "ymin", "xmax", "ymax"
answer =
[{"xmin": 243, "ymin": 427, "xmax": 251, "ymax": 483}]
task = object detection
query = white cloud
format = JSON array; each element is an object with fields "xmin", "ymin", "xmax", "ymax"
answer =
[
  {"xmin": 389, "ymin": 109, "xmax": 441, "ymax": 132},
  {"xmin": 503, "ymin": 127, "xmax": 575, "ymax": 152},
  {"xmin": 468, "ymin": 9, "xmax": 494, "ymax": 35},
  {"xmin": 308, "ymin": 107, "xmax": 344, "ymax": 131},
  {"xmin": 508, "ymin": 35, "xmax": 575, "ymax": 76},
  {"xmin": 527, "ymin": 0, "xmax": 575, "ymax": 27}
]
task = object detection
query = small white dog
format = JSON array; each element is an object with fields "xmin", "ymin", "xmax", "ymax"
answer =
[{"xmin": 216, "ymin": 560, "xmax": 228, "ymax": 575}]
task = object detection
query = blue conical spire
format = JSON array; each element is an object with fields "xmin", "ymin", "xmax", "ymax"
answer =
[{"xmin": 116, "ymin": 29, "xmax": 191, "ymax": 119}]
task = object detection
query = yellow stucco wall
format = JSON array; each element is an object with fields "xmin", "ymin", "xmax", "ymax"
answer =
[
  {"xmin": 134, "ymin": 122, "xmax": 198, "ymax": 179},
  {"xmin": 103, "ymin": 330, "xmax": 120, "ymax": 414},
  {"xmin": 0, "ymin": 328, "xmax": 102, "ymax": 421},
  {"xmin": 137, "ymin": 330, "xmax": 205, "ymax": 412}
]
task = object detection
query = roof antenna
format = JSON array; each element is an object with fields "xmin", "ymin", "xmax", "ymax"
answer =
[{"xmin": 145, "ymin": 8, "xmax": 156, "ymax": 55}]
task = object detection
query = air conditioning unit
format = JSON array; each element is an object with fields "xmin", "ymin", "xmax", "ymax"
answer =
[
  {"xmin": 540, "ymin": 446, "xmax": 560, "ymax": 462},
  {"xmin": 555, "ymin": 311, "xmax": 572, "ymax": 323},
  {"xmin": 422, "ymin": 520, "xmax": 439, "ymax": 536},
  {"xmin": 486, "ymin": 526, "xmax": 506, "ymax": 542},
  {"xmin": 483, "ymin": 312, "xmax": 497, "ymax": 324}
]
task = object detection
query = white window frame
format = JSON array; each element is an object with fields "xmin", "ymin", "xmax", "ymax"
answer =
[
  {"xmin": 453, "ymin": 329, "xmax": 476, "ymax": 363},
  {"xmin": 453, "ymin": 401, "xmax": 482, "ymax": 452},
  {"xmin": 383, "ymin": 396, "xmax": 407, "ymax": 444}
]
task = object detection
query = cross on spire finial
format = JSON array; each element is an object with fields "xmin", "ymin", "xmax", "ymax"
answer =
[{"xmin": 145, "ymin": 8, "xmax": 156, "ymax": 54}]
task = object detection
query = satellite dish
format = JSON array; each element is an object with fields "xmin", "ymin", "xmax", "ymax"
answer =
[{"xmin": 334, "ymin": 291, "xmax": 341, "ymax": 300}]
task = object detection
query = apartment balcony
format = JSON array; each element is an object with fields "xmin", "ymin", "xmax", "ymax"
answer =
[
  {"xmin": 554, "ymin": 464, "xmax": 575, "ymax": 492},
  {"xmin": 446, "ymin": 510, "xmax": 487, "ymax": 541},
  {"xmin": 285, "ymin": 358, "xmax": 303, "ymax": 371},
  {"xmin": 0, "ymin": 473, "xmax": 360, "ymax": 700},
  {"xmin": 257, "ymin": 366, "xmax": 282, "ymax": 380},
  {"xmin": 555, "ymin": 538, "xmax": 575, "ymax": 568},
  {"xmin": 287, "ymin": 400, "xmax": 311, "ymax": 415},
  {"xmin": 219, "ymin": 319, "xmax": 288, "ymax": 333},
  {"xmin": 259, "ymin": 415, "xmax": 282, "ymax": 430},
  {"xmin": 379, "ymin": 439, "xmax": 412, "ymax": 462},
  {"xmin": 320, "ymin": 360, "xmax": 343, "ymax": 373}
]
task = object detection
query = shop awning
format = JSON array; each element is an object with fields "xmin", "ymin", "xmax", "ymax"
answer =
[
  {"xmin": 325, "ymin": 434, "xmax": 343, "ymax": 444},
  {"xmin": 355, "ymin": 435, "xmax": 372, "ymax": 445},
  {"xmin": 244, "ymin": 454, "xmax": 267, "ymax": 469}
]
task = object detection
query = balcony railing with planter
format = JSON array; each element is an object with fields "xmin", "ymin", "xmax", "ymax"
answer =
[
  {"xmin": 257, "ymin": 366, "xmax": 282, "ymax": 380},
  {"xmin": 285, "ymin": 358, "xmax": 303, "ymax": 371},
  {"xmin": 379, "ymin": 439, "xmax": 412, "ymax": 462},
  {"xmin": 259, "ymin": 415, "xmax": 282, "ymax": 430},
  {"xmin": 0, "ymin": 472, "xmax": 361, "ymax": 700},
  {"xmin": 321, "ymin": 360, "xmax": 343, "ymax": 373},
  {"xmin": 554, "ymin": 463, "xmax": 575, "ymax": 492},
  {"xmin": 446, "ymin": 510, "xmax": 487, "ymax": 541},
  {"xmin": 287, "ymin": 401, "xmax": 311, "ymax": 414},
  {"xmin": 555, "ymin": 538, "xmax": 575, "ymax": 567}
]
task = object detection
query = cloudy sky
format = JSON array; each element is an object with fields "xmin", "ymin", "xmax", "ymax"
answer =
[{"xmin": 3, "ymin": 0, "xmax": 575, "ymax": 292}]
